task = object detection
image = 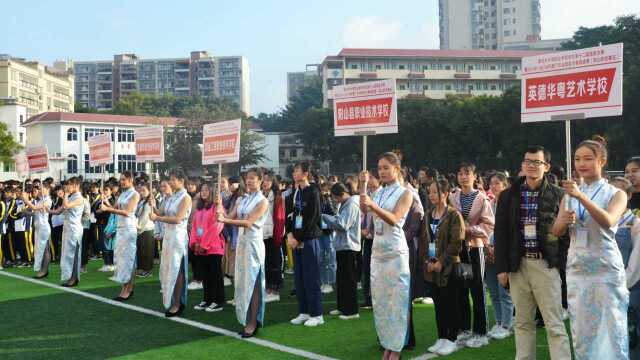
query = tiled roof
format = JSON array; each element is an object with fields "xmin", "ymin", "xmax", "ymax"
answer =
[
  {"xmin": 336, "ymin": 48, "xmax": 551, "ymax": 58},
  {"xmin": 23, "ymin": 112, "xmax": 180, "ymax": 127}
]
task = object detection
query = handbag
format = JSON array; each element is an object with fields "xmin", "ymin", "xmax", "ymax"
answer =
[{"xmin": 452, "ymin": 242, "xmax": 474, "ymax": 287}]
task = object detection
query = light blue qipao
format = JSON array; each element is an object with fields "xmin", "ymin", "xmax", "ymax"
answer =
[
  {"xmin": 371, "ymin": 181, "xmax": 411, "ymax": 353},
  {"xmin": 567, "ymin": 178, "xmax": 629, "ymax": 360},
  {"xmin": 113, "ymin": 187, "xmax": 139, "ymax": 284},
  {"xmin": 60, "ymin": 192, "xmax": 84, "ymax": 282},
  {"xmin": 32, "ymin": 196, "xmax": 52, "ymax": 273},
  {"xmin": 159, "ymin": 188, "xmax": 191, "ymax": 310},
  {"xmin": 234, "ymin": 191, "xmax": 268, "ymax": 326}
]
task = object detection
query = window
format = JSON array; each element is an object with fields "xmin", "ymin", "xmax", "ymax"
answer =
[
  {"xmin": 398, "ymin": 84, "xmax": 406, "ymax": 90},
  {"xmin": 490, "ymin": 84, "xmax": 498, "ymax": 90},
  {"xmin": 19, "ymin": 115, "xmax": 23, "ymax": 124},
  {"xmin": 67, "ymin": 128, "xmax": 78, "ymax": 141},
  {"xmin": 398, "ymin": 65, "xmax": 405, "ymax": 70},
  {"xmin": 423, "ymin": 84, "xmax": 429, "ymax": 90},
  {"xmin": 84, "ymin": 154, "xmax": 102, "ymax": 174},
  {"xmin": 512, "ymin": 65, "xmax": 519, "ymax": 72},
  {"xmin": 85, "ymin": 128, "xmax": 114, "ymax": 141},
  {"xmin": 444, "ymin": 65, "xmax": 452, "ymax": 70},
  {"xmin": 289, "ymin": 149, "xmax": 297, "ymax": 158},
  {"xmin": 503, "ymin": 8, "xmax": 511, "ymax": 14},
  {"xmin": 445, "ymin": 85, "xmax": 452, "ymax": 91},
  {"xmin": 117, "ymin": 129, "xmax": 134, "ymax": 142},
  {"xmin": 504, "ymin": 30, "xmax": 511, "ymax": 37},
  {"xmin": 490, "ymin": 65, "xmax": 497, "ymax": 70},
  {"xmin": 468, "ymin": 65, "xmax": 474, "ymax": 71},
  {"xmin": 117, "ymin": 154, "xmax": 137, "ymax": 173},
  {"xmin": 350, "ymin": 64, "xmax": 358, "ymax": 69},
  {"xmin": 67, "ymin": 154, "xmax": 78, "ymax": 174},
  {"xmin": 512, "ymin": 18, "xmax": 516, "ymax": 24}
]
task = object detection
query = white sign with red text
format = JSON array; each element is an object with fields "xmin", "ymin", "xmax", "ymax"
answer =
[
  {"xmin": 88, "ymin": 133, "xmax": 113, "ymax": 166},
  {"xmin": 25, "ymin": 145, "xmax": 49, "ymax": 173},
  {"xmin": 333, "ymin": 79, "xmax": 398, "ymax": 136},
  {"xmin": 202, "ymin": 119, "xmax": 241, "ymax": 165},
  {"xmin": 134, "ymin": 126, "xmax": 164, "ymax": 163},
  {"xmin": 521, "ymin": 43, "xmax": 623, "ymax": 123}
]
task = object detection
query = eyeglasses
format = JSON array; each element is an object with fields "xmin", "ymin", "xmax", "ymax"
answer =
[{"xmin": 522, "ymin": 159, "xmax": 548, "ymax": 167}]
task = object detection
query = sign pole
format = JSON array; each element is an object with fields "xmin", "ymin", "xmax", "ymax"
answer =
[
  {"xmin": 564, "ymin": 120, "xmax": 572, "ymax": 210},
  {"xmin": 217, "ymin": 163, "xmax": 222, "ymax": 197},
  {"xmin": 362, "ymin": 135, "xmax": 367, "ymax": 172}
]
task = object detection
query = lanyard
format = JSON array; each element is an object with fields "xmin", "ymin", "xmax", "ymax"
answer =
[
  {"xmin": 294, "ymin": 187, "xmax": 303, "ymax": 212},
  {"xmin": 619, "ymin": 211, "xmax": 635, "ymax": 227},
  {"xmin": 376, "ymin": 183, "xmax": 401, "ymax": 209},
  {"xmin": 578, "ymin": 183, "xmax": 604, "ymax": 222}
]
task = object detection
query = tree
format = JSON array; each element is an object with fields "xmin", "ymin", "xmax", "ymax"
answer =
[{"xmin": 0, "ymin": 123, "xmax": 23, "ymax": 165}]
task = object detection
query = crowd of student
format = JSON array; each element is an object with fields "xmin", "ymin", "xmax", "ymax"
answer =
[{"xmin": 1, "ymin": 136, "xmax": 639, "ymax": 360}]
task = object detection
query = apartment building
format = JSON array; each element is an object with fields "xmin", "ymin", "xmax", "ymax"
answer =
[
  {"xmin": 439, "ymin": 0, "xmax": 542, "ymax": 50},
  {"xmin": 287, "ymin": 64, "xmax": 321, "ymax": 103},
  {"xmin": 74, "ymin": 51, "xmax": 250, "ymax": 114},
  {"xmin": 320, "ymin": 48, "xmax": 549, "ymax": 107},
  {"xmin": 0, "ymin": 55, "xmax": 74, "ymax": 118}
]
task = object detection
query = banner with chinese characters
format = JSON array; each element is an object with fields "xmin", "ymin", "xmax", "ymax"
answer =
[
  {"xmin": 88, "ymin": 133, "xmax": 113, "ymax": 166},
  {"xmin": 333, "ymin": 79, "xmax": 398, "ymax": 136},
  {"xmin": 521, "ymin": 43, "xmax": 623, "ymax": 123},
  {"xmin": 25, "ymin": 145, "xmax": 49, "ymax": 173},
  {"xmin": 202, "ymin": 119, "xmax": 241, "ymax": 165},
  {"xmin": 134, "ymin": 126, "xmax": 164, "ymax": 163}
]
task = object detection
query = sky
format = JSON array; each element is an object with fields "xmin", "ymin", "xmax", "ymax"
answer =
[{"xmin": 3, "ymin": 0, "xmax": 638, "ymax": 115}]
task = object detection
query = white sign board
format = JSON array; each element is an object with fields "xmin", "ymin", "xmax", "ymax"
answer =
[
  {"xmin": 88, "ymin": 133, "xmax": 113, "ymax": 166},
  {"xmin": 521, "ymin": 43, "xmax": 623, "ymax": 123},
  {"xmin": 333, "ymin": 79, "xmax": 398, "ymax": 136},
  {"xmin": 134, "ymin": 126, "xmax": 164, "ymax": 163},
  {"xmin": 202, "ymin": 119, "xmax": 241, "ymax": 165},
  {"xmin": 25, "ymin": 145, "xmax": 49, "ymax": 173}
]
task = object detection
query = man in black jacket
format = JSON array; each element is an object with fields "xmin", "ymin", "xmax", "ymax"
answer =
[
  {"xmin": 494, "ymin": 146, "xmax": 571, "ymax": 360},
  {"xmin": 286, "ymin": 162, "xmax": 325, "ymax": 327}
]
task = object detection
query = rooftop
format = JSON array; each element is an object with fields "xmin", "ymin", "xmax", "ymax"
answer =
[
  {"xmin": 23, "ymin": 112, "xmax": 180, "ymax": 127},
  {"xmin": 330, "ymin": 48, "xmax": 551, "ymax": 59}
]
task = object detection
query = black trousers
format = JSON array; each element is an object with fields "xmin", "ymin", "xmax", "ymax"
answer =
[
  {"xmin": 198, "ymin": 254, "xmax": 225, "ymax": 305},
  {"xmin": 264, "ymin": 237, "xmax": 283, "ymax": 291},
  {"xmin": 136, "ymin": 231, "xmax": 155, "ymax": 272},
  {"xmin": 189, "ymin": 249, "xmax": 203, "ymax": 282},
  {"xmin": 51, "ymin": 226, "xmax": 63, "ymax": 262},
  {"xmin": 361, "ymin": 238, "xmax": 373, "ymax": 306},
  {"xmin": 459, "ymin": 247, "xmax": 488, "ymax": 335},
  {"xmin": 432, "ymin": 278, "xmax": 461, "ymax": 341},
  {"xmin": 336, "ymin": 250, "xmax": 359, "ymax": 316},
  {"xmin": 89, "ymin": 223, "xmax": 102, "ymax": 259},
  {"xmin": 81, "ymin": 228, "xmax": 92, "ymax": 266}
]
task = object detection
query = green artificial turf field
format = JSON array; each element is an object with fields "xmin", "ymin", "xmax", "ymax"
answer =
[{"xmin": 0, "ymin": 260, "xmax": 562, "ymax": 359}]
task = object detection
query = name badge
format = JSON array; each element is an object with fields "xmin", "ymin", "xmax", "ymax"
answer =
[
  {"xmin": 295, "ymin": 215, "xmax": 303, "ymax": 229},
  {"xmin": 428, "ymin": 243, "xmax": 436, "ymax": 259},
  {"xmin": 524, "ymin": 223, "xmax": 536, "ymax": 240},
  {"xmin": 374, "ymin": 219, "xmax": 384, "ymax": 235},
  {"xmin": 196, "ymin": 227, "xmax": 204, "ymax": 237},
  {"xmin": 320, "ymin": 220, "xmax": 328, "ymax": 230},
  {"xmin": 574, "ymin": 228, "xmax": 588, "ymax": 248}
]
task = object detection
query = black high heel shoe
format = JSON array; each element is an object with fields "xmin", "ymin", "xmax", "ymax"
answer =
[
  {"xmin": 113, "ymin": 291, "xmax": 134, "ymax": 302},
  {"xmin": 33, "ymin": 271, "xmax": 49, "ymax": 279},
  {"xmin": 61, "ymin": 279, "xmax": 79, "ymax": 287},
  {"xmin": 239, "ymin": 322, "xmax": 261, "ymax": 338},
  {"xmin": 165, "ymin": 303, "xmax": 185, "ymax": 318}
]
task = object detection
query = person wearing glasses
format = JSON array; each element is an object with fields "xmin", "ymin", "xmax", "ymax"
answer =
[{"xmin": 494, "ymin": 146, "xmax": 571, "ymax": 360}]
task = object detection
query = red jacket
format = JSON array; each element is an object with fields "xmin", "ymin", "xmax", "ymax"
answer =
[
  {"xmin": 189, "ymin": 205, "xmax": 225, "ymax": 255},
  {"xmin": 273, "ymin": 194, "xmax": 286, "ymax": 247}
]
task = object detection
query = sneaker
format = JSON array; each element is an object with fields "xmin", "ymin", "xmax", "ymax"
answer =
[
  {"xmin": 265, "ymin": 293, "xmax": 280, "ymax": 303},
  {"xmin": 226, "ymin": 298, "xmax": 236, "ymax": 306},
  {"xmin": 562, "ymin": 308, "xmax": 570, "ymax": 321},
  {"xmin": 223, "ymin": 277, "xmax": 232, "ymax": 287},
  {"xmin": 329, "ymin": 309, "xmax": 342, "ymax": 316},
  {"xmin": 108, "ymin": 276, "xmax": 117, "ymax": 282},
  {"xmin": 194, "ymin": 301, "xmax": 208, "ymax": 311},
  {"xmin": 361, "ymin": 303, "xmax": 373, "ymax": 309},
  {"xmin": 436, "ymin": 340, "xmax": 458, "ymax": 356},
  {"xmin": 428, "ymin": 339, "xmax": 446, "ymax": 353},
  {"xmin": 357, "ymin": 282, "xmax": 362, "ymax": 290},
  {"xmin": 187, "ymin": 281, "xmax": 203, "ymax": 290},
  {"xmin": 107, "ymin": 265, "xmax": 116, "ymax": 272},
  {"xmin": 205, "ymin": 303, "xmax": 223, "ymax": 313},
  {"xmin": 339, "ymin": 314, "xmax": 360, "ymax": 320},
  {"xmin": 456, "ymin": 330, "xmax": 473, "ymax": 346},
  {"xmin": 284, "ymin": 268, "xmax": 294, "ymax": 275},
  {"xmin": 136, "ymin": 271, "xmax": 152, "ymax": 278},
  {"xmin": 97, "ymin": 265, "xmax": 108, "ymax": 272},
  {"xmin": 421, "ymin": 297, "xmax": 434, "ymax": 305},
  {"xmin": 487, "ymin": 324, "xmax": 502, "ymax": 338},
  {"xmin": 320, "ymin": 284, "xmax": 333, "ymax": 294},
  {"xmin": 465, "ymin": 335, "xmax": 489, "ymax": 348},
  {"xmin": 304, "ymin": 315, "xmax": 325, "ymax": 327},
  {"xmin": 290, "ymin": 313, "xmax": 310, "ymax": 325},
  {"xmin": 491, "ymin": 327, "xmax": 512, "ymax": 340}
]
